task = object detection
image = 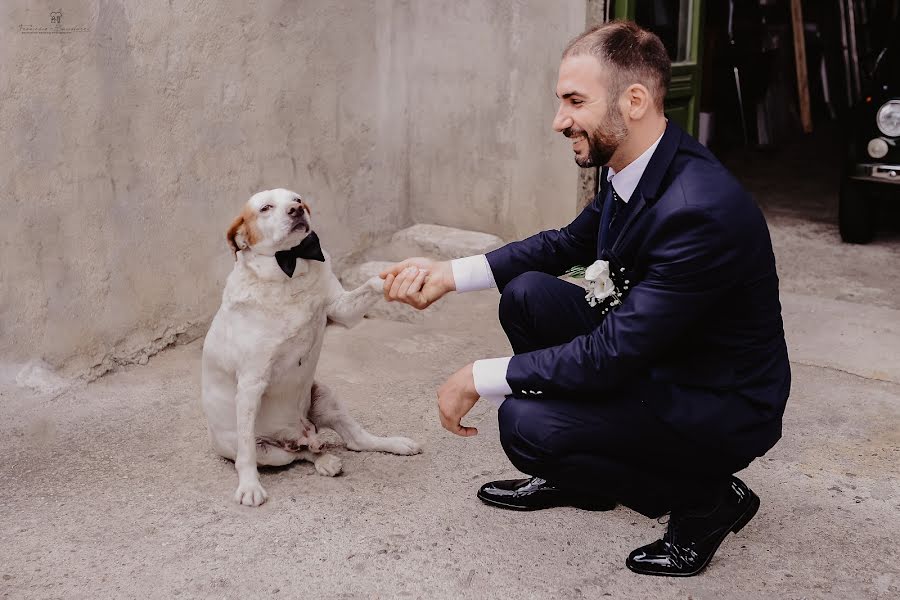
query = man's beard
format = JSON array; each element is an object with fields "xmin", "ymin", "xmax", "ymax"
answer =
[{"xmin": 565, "ymin": 104, "xmax": 628, "ymax": 168}]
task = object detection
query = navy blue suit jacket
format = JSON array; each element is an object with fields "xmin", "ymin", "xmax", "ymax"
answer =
[{"xmin": 486, "ymin": 121, "xmax": 790, "ymax": 458}]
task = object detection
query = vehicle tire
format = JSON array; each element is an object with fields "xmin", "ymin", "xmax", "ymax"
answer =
[{"xmin": 839, "ymin": 178, "xmax": 876, "ymax": 244}]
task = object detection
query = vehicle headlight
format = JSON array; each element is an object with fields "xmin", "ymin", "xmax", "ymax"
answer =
[
  {"xmin": 868, "ymin": 138, "xmax": 889, "ymax": 158},
  {"xmin": 876, "ymin": 100, "xmax": 900, "ymax": 137}
]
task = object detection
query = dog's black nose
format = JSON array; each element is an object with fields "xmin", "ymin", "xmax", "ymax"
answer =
[{"xmin": 288, "ymin": 205, "xmax": 300, "ymax": 216}]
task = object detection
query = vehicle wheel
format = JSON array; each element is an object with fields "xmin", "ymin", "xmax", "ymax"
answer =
[{"xmin": 839, "ymin": 178, "xmax": 876, "ymax": 244}]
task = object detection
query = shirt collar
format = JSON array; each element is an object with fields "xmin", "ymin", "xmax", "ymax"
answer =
[{"xmin": 606, "ymin": 130, "xmax": 665, "ymax": 203}]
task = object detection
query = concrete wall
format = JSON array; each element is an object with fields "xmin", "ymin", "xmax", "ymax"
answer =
[
  {"xmin": 405, "ymin": 1, "xmax": 584, "ymax": 241},
  {"xmin": 0, "ymin": 0, "xmax": 583, "ymax": 380}
]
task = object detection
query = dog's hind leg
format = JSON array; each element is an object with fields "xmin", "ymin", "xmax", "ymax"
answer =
[
  {"xmin": 256, "ymin": 438, "xmax": 343, "ymax": 476},
  {"xmin": 309, "ymin": 382, "xmax": 422, "ymax": 455},
  {"xmin": 296, "ymin": 449, "xmax": 344, "ymax": 477},
  {"xmin": 255, "ymin": 442, "xmax": 299, "ymax": 466}
]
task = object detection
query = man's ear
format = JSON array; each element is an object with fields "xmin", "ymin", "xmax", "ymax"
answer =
[
  {"xmin": 226, "ymin": 215, "xmax": 246, "ymax": 258},
  {"xmin": 624, "ymin": 83, "xmax": 652, "ymax": 120}
]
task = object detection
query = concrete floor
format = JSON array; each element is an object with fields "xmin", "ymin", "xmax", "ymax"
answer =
[{"xmin": 3, "ymin": 138, "xmax": 900, "ymax": 598}]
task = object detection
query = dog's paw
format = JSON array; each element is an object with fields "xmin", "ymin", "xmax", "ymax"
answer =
[
  {"xmin": 382, "ymin": 436, "xmax": 423, "ymax": 456},
  {"xmin": 233, "ymin": 479, "xmax": 268, "ymax": 507},
  {"xmin": 314, "ymin": 453, "xmax": 343, "ymax": 477},
  {"xmin": 366, "ymin": 275, "xmax": 383, "ymax": 293}
]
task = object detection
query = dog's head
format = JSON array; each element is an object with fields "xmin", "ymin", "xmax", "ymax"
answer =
[{"xmin": 226, "ymin": 188, "xmax": 313, "ymax": 257}]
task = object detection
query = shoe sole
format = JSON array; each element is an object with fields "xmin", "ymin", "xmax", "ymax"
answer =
[
  {"xmin": 477, "ymin": 491, "xmax": 616, "ymax": 512},
  {"xmin": 626, "ymin": 491, "xmax": 761, "ymax": 578}
]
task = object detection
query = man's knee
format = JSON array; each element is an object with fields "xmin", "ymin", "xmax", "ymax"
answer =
[
  {"xmin": 498, "ymin": 398, "xmax": 559, "ymax": 474},
  {"xmin": 498, "ymin": 271, "xmax": 555, "ymax": 328}
]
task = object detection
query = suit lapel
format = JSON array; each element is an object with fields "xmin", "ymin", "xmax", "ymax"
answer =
[
  {"xmin": 610, "ymin": 120, "xmax": 684, "ymax": 252},
  {"xmin": 610, "ymin": 190, "xmax": 646, "ymax": 251}
]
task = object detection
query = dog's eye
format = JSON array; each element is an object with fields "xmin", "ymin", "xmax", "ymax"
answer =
[{"xmin": 260, "ymin": 204, "xmax": 273, "ymax": 213}]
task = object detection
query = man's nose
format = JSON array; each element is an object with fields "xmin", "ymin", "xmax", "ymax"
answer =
[{"xmin": 552, "ymin": 105, "xmax": 573, "ymax": 133}]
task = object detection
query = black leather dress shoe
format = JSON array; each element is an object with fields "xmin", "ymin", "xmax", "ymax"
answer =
[
  {"xmin": 477, "ymin": 477, "xmax": 616, "ymax": 511},
  {"xmin": 626, "ymin": 476, "xmax": 760, "ymax": 577}
]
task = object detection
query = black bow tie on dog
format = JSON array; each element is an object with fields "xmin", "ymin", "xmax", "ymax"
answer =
[{"xmin": 275, "ymin": 231, "xmax": 326, "ymax": 277}]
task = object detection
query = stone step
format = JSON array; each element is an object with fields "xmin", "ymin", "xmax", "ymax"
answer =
[
  {"xmin": 342, "ymin": 224, "xmax": 505, "ymax": 323},
  {"xmin": 364, "ymin": 223, "xmax": 505, "ymax": 263}
]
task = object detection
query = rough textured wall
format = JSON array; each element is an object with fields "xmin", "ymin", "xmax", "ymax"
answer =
[
  {"xmin": 0, "ymin": 0, "xmax": 584, "ymax": 380},
  {"xmin": 405, "ymin": 1, "xmax": 584, "ymax": 241},
  {"xmin": 1, "ymin": 0, "xmax": 412, "ymax": 378}
]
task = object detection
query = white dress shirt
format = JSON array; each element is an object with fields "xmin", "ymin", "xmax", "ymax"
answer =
[{"xmin": 452, "ymin": 131, "xmax": 666, "ymax": 403}]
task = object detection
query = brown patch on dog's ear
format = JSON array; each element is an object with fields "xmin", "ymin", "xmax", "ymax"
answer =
[
  {"xmin": 241, "ymin": 205, "xmax": 261, "ymax": 245},
  {"xmin": 226, "ymin": 215, "xmax": 245, "ymax": 258},
  {"xmin": 226, "ymin": 204, "xmax": 262, "ymax": 258},
  {"xmin": 300, "ymin": 201, "xmax": 312, "ymax": 215}
]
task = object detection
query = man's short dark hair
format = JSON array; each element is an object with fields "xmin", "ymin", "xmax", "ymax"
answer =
[{"xmin": 563, "ymin": 20, "xmax": 671, "ymax": 111}]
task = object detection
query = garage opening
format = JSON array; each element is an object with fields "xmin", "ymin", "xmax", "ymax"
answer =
[{"xmin": 605, "ymin": 0, "xmax": 900, "ymax": 243}]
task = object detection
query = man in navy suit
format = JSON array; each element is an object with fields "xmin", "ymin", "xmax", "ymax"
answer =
[{"xmin": 381, "ymin": 21, "xmax": 789, "ymax": 577}]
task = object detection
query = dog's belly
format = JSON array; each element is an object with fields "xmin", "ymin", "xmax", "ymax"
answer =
[
  {"xmin": 202, "ymin": 301, "xmax": 327, "ymax": 453},
  {"xmin": 254, "ymin": 338, "xmax": 324, "ymax": 437}
]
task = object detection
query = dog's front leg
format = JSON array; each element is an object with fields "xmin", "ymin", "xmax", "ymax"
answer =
[
  {"xmin": 233, "ymin": 375, "xmax": 268, "ymax": 507},
  {"xmin": 325, "ymin": 275, "xmax": 382, "ymax": 328}
]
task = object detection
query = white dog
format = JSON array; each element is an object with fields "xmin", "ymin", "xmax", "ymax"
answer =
[{"xmin": 201, "ymin": 188, "xmax": 421, "ymax": 507}]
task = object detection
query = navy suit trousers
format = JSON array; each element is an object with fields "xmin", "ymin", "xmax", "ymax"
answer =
[{"xmin": 496, "ymin": 272, "xmax": 752, "ymax": 517}]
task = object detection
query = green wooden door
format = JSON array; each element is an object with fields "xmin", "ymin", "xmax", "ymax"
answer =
[{"xmin": 612, "ymin": 0, "xmax": 705, "ymax": 137}]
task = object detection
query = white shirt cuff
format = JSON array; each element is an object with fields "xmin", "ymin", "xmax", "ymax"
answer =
[
  {"xmin": 451, "ymin": 255, "xmax": 497, "ymax": 293},
  {"xmin": 473, "ymin": 357, "xmax": 513, "ymax": 398}
]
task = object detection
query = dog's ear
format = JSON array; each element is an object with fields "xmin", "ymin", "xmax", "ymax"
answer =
[
  {"xmin": 226, "ymin": 206, "xmax": 261, "ymax": 257},
  {"xmin": 300, "ymin": 201, "xmax": 312, "ymax": 216},
  {"xmin": 226, "ymin": 215, "xmax": 245, "ymax": 258}
]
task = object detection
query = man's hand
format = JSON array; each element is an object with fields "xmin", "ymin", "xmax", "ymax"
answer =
[
  {"xmin": 379, "ymin": 258, "xmax": 455, "ymax": 309},
  {"xmin": 437, "ymin": 363, "xmax": 480, "ymax": 437}
]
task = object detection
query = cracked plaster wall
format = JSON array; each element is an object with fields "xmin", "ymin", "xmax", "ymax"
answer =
[{"xmin": 1, "ymin": 0, "xmax": 583, "ymax": 380}]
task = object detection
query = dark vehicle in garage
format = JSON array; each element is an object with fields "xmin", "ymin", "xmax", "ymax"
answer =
[{"xmin": 840, "ymin": 36, "xmax": 900, "ymax": 243}]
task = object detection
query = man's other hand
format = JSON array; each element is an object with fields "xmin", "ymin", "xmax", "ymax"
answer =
[
  {"xmin": 379, "ymin": 258, "xmax": 455, "ymax": 309},
  {"xmin": 437, "ymin": 363, "xmax": 480, "ymax": 437}
]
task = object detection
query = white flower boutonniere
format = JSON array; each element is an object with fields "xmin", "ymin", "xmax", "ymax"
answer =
[{"xmin": 583, "ymin": 259, "xmax": 623, "ymax": 309}]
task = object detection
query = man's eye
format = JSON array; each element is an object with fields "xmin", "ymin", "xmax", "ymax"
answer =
[
  {"xmin": 260, "ymin": 205, "xmax": 273, "ymax": 213},
  {"xmin": 571, "ymin": 99, "xmax": 583, "ymax": 106}
]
